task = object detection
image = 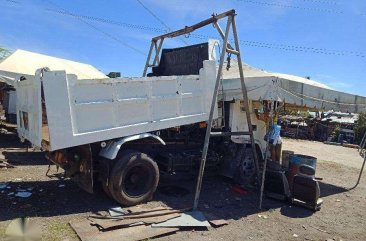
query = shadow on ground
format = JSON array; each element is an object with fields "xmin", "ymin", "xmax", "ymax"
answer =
[
  {"xmin": 0, "ymin": 179, "xmax": 116, "ymax": 222},
  {"xmin": 2, "ymin": 151, "xmax": 48, "ymax": 166},
  {"xmin": 155, "ymin": 174, "xmax": 351, "ymax": 221},
  {"xmin": 0, "ymin": 168, "xmax": 353, "ymax": 222},
  {"xmin": 0, "ymin": 129, "xmax": 47, "ymax": 166},
  {"xmin": 0, "ymin": 125, "xmax": 354, "ymax": 223},
  {"xmin": 318, "ymin": 181, "xmax": 348, "ymax": 197},
  {"xmin": 0, "ymin": 134, "xmax": 25, "ymax": 149}
]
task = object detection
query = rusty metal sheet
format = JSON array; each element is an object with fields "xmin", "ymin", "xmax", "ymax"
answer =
[
  {"xmin": 89, "ymin": 212, "xmax": 181, "ymax": 230},
  {"xmin": 108, "ymin": 207, "xmax": 126, "ymax": 217},
  {"xmin": 70, "ymin": 220, "xmax": 178, "ymax": 241},
  {"xmin": 89, "ymin": 207, "xmax": 183, "ymax": 230},
  {"xmin": 124, "ymin": 206, "xmax": 182, "ymax": 216},
  {"xmin": 204, "ymin": 213, "xmax": 229, "ymax": 227},
  {"xmin": 209, "ymin": 219, "xmax": 229, "ymax": 227},
  {"xmin": 105, "ymin": 206, "xmax": 184, "ymax": 219},
  {"xmin": 151, "ymin": 211, "xmax": 210, "ymax": 228}
]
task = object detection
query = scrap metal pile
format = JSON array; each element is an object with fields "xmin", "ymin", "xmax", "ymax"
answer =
[
  {"xmin": 279, "ymin": 111, "xmax": 359, "ymax": 144},
  {"xmin": 70, "ymin": 206, "xmax": 227, "ymax": 241}
]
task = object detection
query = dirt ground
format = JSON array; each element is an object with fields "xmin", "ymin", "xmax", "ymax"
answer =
[
  {"xmin": 1, "ymin": 125, "xmax": 365, "ymax": 241},
  {"xmin": 282, "ymin": 138, "xmax": 364, "ymax": 169}
]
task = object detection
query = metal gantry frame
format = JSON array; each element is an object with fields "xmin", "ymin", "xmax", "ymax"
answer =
[
  {"xmin": 143, "ymin": 9, "xmax": 261, "ymax": 210},
  {"xmin": 359, "ymin": 131, "xmax": 366, "ymax": 154},
  {"xmin": 350, "ymin": 153, "xmax": 366, "ymax": 190},
  {"xmin": 351, "ymin": 130, "xmax": 366, "ymax": 189}
]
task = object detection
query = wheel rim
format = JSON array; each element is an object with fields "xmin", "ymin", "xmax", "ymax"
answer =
[{"xmin": 122, "ymin": 164, "xmax": 152, "ymax": 198}]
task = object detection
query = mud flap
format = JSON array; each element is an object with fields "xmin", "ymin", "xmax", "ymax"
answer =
[
  {"xmin": 47, "ymin": 145, "xmax": 94, "ymax": 193},
  {"xmin": 98, "ymin": 157, "xmax": 111, "ymax": 186},
  {"xmin": 70, "ymin": 145, "xmax": 94, "ymax": 194}
]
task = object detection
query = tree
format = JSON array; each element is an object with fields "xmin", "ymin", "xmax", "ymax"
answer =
[
  {"xmin": 0, "ymin": 47, "xmax": 11, "ymax": 60},
  {"xmin": 355, "ymin": 113, "xmax": 366, "ymax": 145}
]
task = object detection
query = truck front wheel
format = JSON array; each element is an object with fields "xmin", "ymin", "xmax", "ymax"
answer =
[{"xmin": 109, "ymin": 152, "xmax": 159, "ymax": 206}]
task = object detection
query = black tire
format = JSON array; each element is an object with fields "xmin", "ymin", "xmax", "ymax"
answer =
[{"xmin": 109, "ymin": 152, "xmax": 159, "ymax": 206}]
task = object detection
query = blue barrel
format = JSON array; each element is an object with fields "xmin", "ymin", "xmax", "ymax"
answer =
[
  {"xmin": 288, "ymin": 154, "xmax": 317, "ymax": 188},
  {"xmin": 289, "ymin": 154, "xmax": 317, "ymax": 170}
]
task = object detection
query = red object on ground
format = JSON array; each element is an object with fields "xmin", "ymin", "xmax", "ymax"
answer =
[{"xmin": 231, "ymin": 185, "xmax": 248, "ymax": 195}]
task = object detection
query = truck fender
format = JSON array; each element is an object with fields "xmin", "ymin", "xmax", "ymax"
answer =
[{"xmin": 99, "ymin": 133, "xmax": 166, "ymax": 160}]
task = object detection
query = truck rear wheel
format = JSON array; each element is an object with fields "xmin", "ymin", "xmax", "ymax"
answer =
[{"xmin": 109, "ymin": 152, "xmax": 159, "ymax": 206}]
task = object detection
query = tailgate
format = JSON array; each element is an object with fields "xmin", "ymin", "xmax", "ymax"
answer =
[{"xmin": 15, "ymin": 72, "xmax": 42, "ymax": 148}]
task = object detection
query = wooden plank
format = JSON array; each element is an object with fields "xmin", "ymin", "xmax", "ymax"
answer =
[{"xmin": 70, "ymin": 220, "xmax": 178, "ymax": 241}]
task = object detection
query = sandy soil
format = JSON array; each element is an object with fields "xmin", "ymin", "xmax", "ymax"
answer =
[{"xmin": 0, "ymin": 126, "xmax": 365, "ymax": 241}]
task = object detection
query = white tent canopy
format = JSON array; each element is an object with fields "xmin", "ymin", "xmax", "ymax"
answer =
[
  {"xmin": 0, "ymin": 49, "xmax": 107, "ymax": 85},
  {"xmin": 222, "ymin": 61, "xmax": 366, "ymax": 113},
  {"xmin": 223, "ymin": 62, "xmax": 331, "ymax": 89},
  {"xmin": 0, "ymin": 49, "xmax": 364, "ymax": 113}
]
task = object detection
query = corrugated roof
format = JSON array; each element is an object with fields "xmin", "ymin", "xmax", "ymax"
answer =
[{"xmin": 0, "ymin": 49, "xmax": 107, "ymax": 79}]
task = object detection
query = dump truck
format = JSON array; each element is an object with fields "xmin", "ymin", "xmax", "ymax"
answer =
[
  {"xmin": 14, "ymin": 41, "xmax": 248, "ymax": 206},
  {"xmin": 2, "ymin": 10, "xmax": 366, "ymax": 207}
]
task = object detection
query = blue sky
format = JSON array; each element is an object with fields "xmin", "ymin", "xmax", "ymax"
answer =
[{"xmin": 1, "ymin": 0, "xmax": 365, "ymax": 96}]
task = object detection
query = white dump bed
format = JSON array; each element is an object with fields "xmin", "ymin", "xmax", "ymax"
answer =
[{"xmin": 16, "ymin": 61, "xmax": 217, "ymax": 151}]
